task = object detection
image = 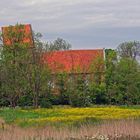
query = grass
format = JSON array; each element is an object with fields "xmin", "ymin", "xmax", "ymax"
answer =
[
  {"xmin": 0, "ymin": 120, "xmax": 140, "ymax": 140},
  {"xmin": 0, "ymin": 106, "xmax": 140, "ymax": 127},
  {"xmin": 0, "ymin": 106, "xmax": 140, "ymax": 139}
]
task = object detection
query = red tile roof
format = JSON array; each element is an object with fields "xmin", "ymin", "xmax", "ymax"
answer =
[
  {"xmin": 2, "ymin": 24, "xmax": 34, "ymax": 47},
  {"xmin": 42, "ymin": 49, "xmax": 104, "ymax": 74}
]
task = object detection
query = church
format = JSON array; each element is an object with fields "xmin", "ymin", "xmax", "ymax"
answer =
[{"xmin": 1, "ymin": 24, "xmax": 105, "ymax": 77}]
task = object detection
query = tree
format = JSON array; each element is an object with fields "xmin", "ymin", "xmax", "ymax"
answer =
[
  {"xmin": 0, "ymin": 24, "xmax": 51, "ymax": 108},
  {"xmin": 114, "ymin": 58, "xmax": 140, "ymax": 105},
  {"xmin": 0, "ymin": 24, "xmax": 32, "ymax": 107},
  {"xmin": 26, "ymin": 46, "xmax": 52, "ymax": 108},
  {"xmin": 89, "ymin": 55, "xmax": 106, "ymax": 104},
  {"xmin": 33, "ymin": 32, "xmax": 44, "ymax": 49},
  {"xmin": 33, "ymin": 32, "xmax": 72, "ymax": 51},
  {"xmin": 0, "ymin": 43, "xmax": 30, "ymax": 107},
  {"xmin": 46, "ymin": 38, "xmax": 71, "ymax": 51},
  {"xmin": 105, "ymin": 55, "xmax": 140, "ymax": 105},
  {"xmin": 55, "ymin": 72, "xmax": 69, "ymax": 105},
  {"xmin": 105, "ymin": 49, "xmax": 118, "ymax": 104},
  {"xmin": 105, "ymin": 48, "xmax": 140, "ymax": 105},
  {"xmin": 33, "ymin": 31, "xmax": 72, "ymax": 51},
  {"xmin": 117, "ymin": 41, "xmax": 140, "ymax": 61},
  {"xmin": 68, "ymin": 74, "xmax": 92, "ymax": 107}
]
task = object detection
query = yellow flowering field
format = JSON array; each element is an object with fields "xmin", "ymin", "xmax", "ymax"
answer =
[{"xmin": 0, "ymin": 106, "xmax": 140, "ymax": 127}]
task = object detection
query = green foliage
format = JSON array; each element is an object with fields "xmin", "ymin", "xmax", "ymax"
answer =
[
  {"xmin": 0, "ymin": 46, "xmax": 30, "ymax": 107},
  {"xmin": 69, "ymin": 90, "xmax": 92, "ymax": 107},
  {"xmin": 69, "ymin": 75, "xmax": 92, "ymax": 107},
  {"xmin": 115, "ymin": 58, "xmax": 140, "ymax": 105},
  {"xmin": 48, "ymin": 94, "xmax": 62, "ymax": 105},
  {"xmin": 0, "ymin": 98, "xmax": 10, "ymax": 107},
  {"xmin": 106, "ymin": 54, "xmax": 140, "ymax": 105},
  {"xmin": 18, "ymin": 94, "xmax": 33, "ymax": 107},
  {"xmin": 56, "ymin": 73, "xmax": 69, "ymax": 105},
  {"xmin": 39, "ymin": 97, "xmax": 52, "ymax": 108},
  {"xmin": 89, "ymin": 83, "xmax": 107, "ymax": 104},
  {"xmin": 0, "ymin": 26, "xmax": 140, "ymax": 108}
]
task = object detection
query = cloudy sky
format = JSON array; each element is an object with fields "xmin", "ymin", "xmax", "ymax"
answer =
[{"xmin": 0, "ymin": 0, "xmax": 140, "ymax": 49}]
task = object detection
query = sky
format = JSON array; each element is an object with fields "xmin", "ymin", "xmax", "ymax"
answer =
[{"xmin": 0, "ymin": 0, "xmax": 140, "ymax": 49}]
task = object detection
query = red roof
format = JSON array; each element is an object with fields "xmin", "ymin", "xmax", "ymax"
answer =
[
  {"xmin": 42, "ymin": 49, "xmax": 104, "ymax": 74},
  {"xmin": 2, "ymin": 24, "xmax": 34, "ymax": 47}
]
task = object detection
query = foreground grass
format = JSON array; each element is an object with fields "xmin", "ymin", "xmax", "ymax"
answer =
[
  {"xmin": 0, "ymin": 106, "xmax": 140, "ymax": 127},
  {"xmin": 0, "ymin": 120, "xmax": 140, "ymax": 140}
]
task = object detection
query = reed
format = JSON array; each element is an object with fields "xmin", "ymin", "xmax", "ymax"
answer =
[{"xmin": 0, "ymin": 120, "xmax": 140, "ymax": 140}]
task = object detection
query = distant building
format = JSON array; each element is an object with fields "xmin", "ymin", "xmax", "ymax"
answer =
[
  {"xmin": 42, "ymin": 49, "xmax": 105, "ymax": 75},
  {"xmin": 1, "ymin": 24, "xmax": 105, "ymax": 84},
  {"xmin": 1, "ymin": 24, "xmax": 105, "ymax": 95}
]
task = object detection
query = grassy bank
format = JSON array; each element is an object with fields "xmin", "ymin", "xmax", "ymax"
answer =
[{"xmin": 0, "ymin": 106, "xmax": 140, "ymax": 127}]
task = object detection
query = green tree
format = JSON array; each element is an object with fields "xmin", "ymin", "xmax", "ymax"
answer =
[
  {"xmin": 0, "ymin": 41, "xmax": 30, "ymax": 107},
  {"xmin": 105, "ymin": 49, "xmax": 118, "ymax": 104},
  {"xmin": 68, "ymin": 74, "xmax": 92, "ymax": 107},
  {"xmin": 105, "ymin": 48, "xmax": 140, "ymax": 105},
  {"xmin": 0, "ymin": 24, "xmax": 32, "ymax": 107},
  {"xmin": 0, "ymin": 24, "xmax": 52, "ymax": 108},
  {"xmin": 26, "ymin": 47, "xmax": 52, "ymax": 108},
  {"xmin": 89, "ymin": 55, "xmax": 106, "ymax": 104},
  {"xmin": 56, "ymin": 72, "xmax": 69, "ymax": 105},
  {"xmin": 114, "ymin": 58, "xmax": 140, "ymax": 105}
]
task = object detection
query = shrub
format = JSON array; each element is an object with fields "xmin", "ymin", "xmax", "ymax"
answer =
[
  {"xmin": 89, "ymin": 83, "xmax": 107, "ymax": 104},
  {"xmin": 18, "ymin": 94, "xmax": 33, "ymax": 107},
  {"xmin": 0, "ymin": 98, "xmax": 10, "ymax": 107},
  {"xmin": 39, "ymin": 97, "xmax": 52, "ymax": 108}
]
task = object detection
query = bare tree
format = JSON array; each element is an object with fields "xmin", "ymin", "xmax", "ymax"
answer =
[{"xmin": 117, "ymin": 41, "xmax": 140, "ymax": 61}]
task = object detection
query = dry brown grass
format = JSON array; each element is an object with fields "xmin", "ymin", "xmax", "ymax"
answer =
[{"xmin": 0, "ymin": 119, "xmax": 140, "ymax": 140}]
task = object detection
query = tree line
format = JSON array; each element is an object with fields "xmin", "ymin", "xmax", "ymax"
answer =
[{"xmin": 0, "ymin": 26, "xmax": 140, "ymax": 108}]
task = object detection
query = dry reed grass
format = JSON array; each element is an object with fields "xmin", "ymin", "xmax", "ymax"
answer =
[{"xmin": 0, "ymin": 119, "xmax": 139, "ymax": 140}]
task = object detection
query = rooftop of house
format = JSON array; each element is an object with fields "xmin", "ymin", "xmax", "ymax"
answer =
[{"xmin": 42, "ymin": 49, "xmax": 104, "ymax": 74}]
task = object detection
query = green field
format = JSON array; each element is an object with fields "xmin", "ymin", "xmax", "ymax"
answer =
[{"xmin": 0, "ymin": 106, "xmax": 140, "ymax": 128}]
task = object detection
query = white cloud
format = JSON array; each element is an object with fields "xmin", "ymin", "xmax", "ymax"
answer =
[{"xmin": 0, "ymin": 0, "xmax": 140, "ymax": 48}]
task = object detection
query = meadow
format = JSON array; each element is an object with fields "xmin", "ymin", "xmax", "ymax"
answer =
[
  {"xmin": 0, "ymin": 106, "xmax": 140, "ymax": 127},
  {"xmin": 0, "ymin": 106, "xmax": 140, "ymax": 140}
]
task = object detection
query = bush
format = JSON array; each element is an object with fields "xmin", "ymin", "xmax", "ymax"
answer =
[
  {"xmin": 89, "ymin": 83, "xmax": 107, "ymax": 104},
  {"xmin": 0, "ymin": 98, "xmax": 10, "ymax": 107},
  {"xmin": 47, "ymin": 94, "xmax": 61, "ymax": 105},
  {"xmin": 18, "ymin": 94, "xmax": 33, "ymax": 107},
  {"xmin": 59, "ymin": 91, "xmax": 69, "ymax": 105},
  {"xmin": 39, "ymin": 97, "xmax": 52, "ymax": 108}
]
